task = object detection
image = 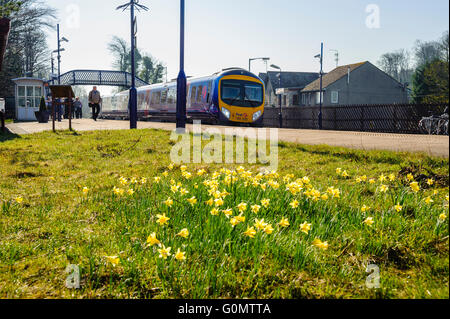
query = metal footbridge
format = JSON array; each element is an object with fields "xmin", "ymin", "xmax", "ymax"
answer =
[{"xmin": 48, "ymin": 70, "xmax": 149, "ymax": 87}]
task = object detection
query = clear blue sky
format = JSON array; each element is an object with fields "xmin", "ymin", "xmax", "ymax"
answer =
[{"xmin": 45, "ymin": 0, "xmax": 449, "ymax": 93}]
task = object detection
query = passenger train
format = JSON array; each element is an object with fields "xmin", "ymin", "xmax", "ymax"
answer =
[{"xmin": 101, "ymin": 68, "xmax": 265, "ymax": 126}]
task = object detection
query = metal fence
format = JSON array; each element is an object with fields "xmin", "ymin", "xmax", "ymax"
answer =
[{"xmin": 263, "ymin": 103, "xmax": 449, "ymax": 135}]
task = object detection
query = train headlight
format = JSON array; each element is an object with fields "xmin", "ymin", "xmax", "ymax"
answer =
[
  {"xmin": 222, "ymin": 107, "xmax": 231, "ymax": 119},
  {"xmin": 253, "ymin": 110, "xmax": 262, "ymax": 122}
]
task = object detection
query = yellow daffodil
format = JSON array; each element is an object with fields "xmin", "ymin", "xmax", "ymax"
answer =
[
  {"xmin": 158, "ymin": 245, "xmax": 172, "ymax": 259},
  {"xmin": 15, "ymin": 196, "xmax": 23, "ymax": 204},
  {"xmin": 389, "ymin": 174, "xmax": 396, "ymax": 182},
  {"xmin": 427, "ymin": 179, "xmax": 434, "ymax": 186},
  {"xmin": 222, "ymin": 208, "xmax": 233, "ymax": 218},
  {"xmin": 363, "ymin": 217, "xmax": 374, "ymax": 227},
  {"xmin": 140, "ymin": 177, "xmax": 148, "ymax": 184},
  {"xmin": 410, "ymin": 181, "xmax": 420, "ymax": 193},
  {"xmin": 342, "ymin": 171, "xmax": 349, "ymax": 178},
  {"xmin": 164, "ymin": 197, "xmax": 174, "ymax": 207},
  {"xmin": 356, "ymin": 177, "xmax": 362, "ymax": 184},
  {"xmin": 312, "ymin": 239, "xmax": 329, "ymax": 250},
  {"xmin": 407, "ymin": 173, "xmax": 414, "ymax": 181},
  {"xmin": 300, "ymin": 221, "xmax": 312, "ymax": 234},
  {"xmin": 162, "ymin": 171, "xmax": 169, "ymax": 177},
  {"xmin": 205, "ymin": 198, "xmax": 214, "ymax": 206},
  {"xmin": 336, "ymin": 168, "xmax": 342, "ymax": 175},
  {"xmin": 439, "ymin": 213, "xmax": 447, "ymax": 221},
  {"xmin": 236, "ymin": 214, "xmax": 246, "ymax": 223},
  {"xmin": 394, "ymin": 204, "xmax": 403, "ymax": 212},
  {"xmin": 187, "ymin": 196, "xmax": 197, "ymax": 206},
  {"xmin": 197, "ymin": 169, "xmax": 207, "ymax": 176},
  {"xmin": 369, "ymin": 179, "xmax": 376, "ymax": 184},
  {"xmin": 251, "ymin": 204, "xmax": 261, "ymax": 214},
  {"xmin": 168, "ymin": 163, "xmax": 175, "ymax": 170},
  {"xmin": 243, "ymin": 227, "xmax": 257, "ymax": 238},
  {"xmin": 177, "ymin": 228, "xmax": 189, "ymax": 238},
  {"xmin": 230, "ymin": 217, "xmax": 240, "ymax": 227},
  {"xmin": 380, "ymin": 184, "xmax": 389, "ymax": 193},
  {"xmin": 105, "ymin": 256, "xmax": 120, "ymax": 266},
  {"xmin": 254, "ymin": 218, "xmax": 268, "ymax": 231},
  {"xmin": 113, "ymin": 187, "xmax": 124, "ymax": 196},
  {"xmin": 214, "ymin": 198, "xmax": 224, "ymax": 207},
  {"xmin": 264, "ymin": 224, "xmax": 274, "ymax": 235},
  {"xmin": 361, "ymin": 205, "xmax": 370, "ymax": 213},
  {"xmin": 379, "ymin": 174, "xmax": 387, "ymax": 183},
  {"xmin": 154, "ymin": 177, "xmax": 161, "ymax": 184},
  {"xmin": 180, "ymin": 188, "xmax": 189, "ymax": 196},
  {"xmin": 210, "ymin": 208, "xmax": 220, "ymax": 216},
  {"xmin": 82, "ymin": 187, "xmax": 89, "ymax": 195},
  {"xmin": 127, "ymin": 189, "xmax": 134, "ymax": 196},
  {"xmin": 261, "ymin": 198, "xmax": 270, "ymax": 208},
  {"xmin": 119, "ymin": 177, "xmax": 128, "ymax": 186},
  {"xmin": 175, "ymin": 248, "xmax": 186, "ymax": 261},
  {"xmin": 237, "ymin": 202, "xmax": 248, "ymax": 213},
  {"xmin": 290, "ymin": 200, "xmax": 299, "ymax": 209},
  {"xmin": 279, "ymin": 217, "xmax": 290, "ymax": 228},
  {"xmin": 321, "ymin": 194, "xmax": 329, "ymax": 201},
  {"xmin": 146, "ymin": 232, "xmax": 161, "ymax": 247},
  {"xmin": 156, "ymin": 213, "xmax": 170, "ymax": 226},
  {"xmin": 180, "ymin": 165, "xmax": 187, "ymax": 172},
  {"xmin": 424, "ymin": 196, "xmax": 434, "ymax": 204}
]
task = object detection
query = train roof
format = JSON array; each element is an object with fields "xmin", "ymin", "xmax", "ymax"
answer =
[{"xmin": 113, "ymin": 68, "xmax": 262, "ymax": 95}]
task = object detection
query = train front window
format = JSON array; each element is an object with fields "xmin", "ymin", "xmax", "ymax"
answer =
[{"xmin": 221, "ymin": 80, "xmax": 263, "ymax": 107}]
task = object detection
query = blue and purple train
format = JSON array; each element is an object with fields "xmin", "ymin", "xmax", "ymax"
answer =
[{"xmin": 101, "ymin": 68, "xmax": 265, "ymax": 126}]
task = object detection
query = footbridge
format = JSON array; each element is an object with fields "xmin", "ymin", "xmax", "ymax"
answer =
[{"xmin": 48, "ymin": 70, "xmax": 149, "ymax": 87}]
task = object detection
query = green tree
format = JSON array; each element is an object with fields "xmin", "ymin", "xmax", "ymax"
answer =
[{"xmin": 412, "ymin": 60, "xmax": 449, "ymax": 104}]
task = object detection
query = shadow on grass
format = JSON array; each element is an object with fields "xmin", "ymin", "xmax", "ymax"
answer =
[{"xmin": 0, "ymin": 130, "xmax": 21, "ymax": 143}]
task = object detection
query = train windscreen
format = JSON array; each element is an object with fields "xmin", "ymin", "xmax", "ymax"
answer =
[{"xmin": 220, "ymin": 79, "xmax": 263, "ymax": 107}]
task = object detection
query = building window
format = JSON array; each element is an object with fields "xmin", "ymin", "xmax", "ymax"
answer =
[
  {"xmin": 301, "ymin": 94, "xmax": 306, "ymax": 106},
  {"xmin": 293, "ymin": 94, "xmax": 299, "ymax": 106},
  {"xmin": 331, "ymin": 91, "xmax": 339, "ymax": 104},
  {"xmin": 18, "ymin": 85, "xmax": 42, "ymax": 108},
  {"xmin": 283, "ymin": 95, "xmax": 287, "ymax": 107},
  {"xmin": 315, "ymin": 92, "xmax": 324, "ymax": 105}
]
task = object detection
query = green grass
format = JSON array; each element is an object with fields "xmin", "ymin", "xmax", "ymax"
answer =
[{"xmin": 0, "ymin": 128, "xmax": 448, "ymax": 299}]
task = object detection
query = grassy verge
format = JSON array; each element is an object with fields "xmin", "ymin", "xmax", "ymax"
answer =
[{"xmin": 0, "ymin": 129, "xmax": 448, "ymax": 299}]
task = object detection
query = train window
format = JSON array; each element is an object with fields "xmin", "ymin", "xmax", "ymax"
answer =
[
  {"xmin": 197, "ymin": 85, "xmax": 203, "ymax": 103},
  {"xmin": 191, "ymin": 86, "xmax": 197, "ymax": 104},
  {"xmin": 167, "ymin": 87, "xmax": 176, "ymax": 104},
  {"xmin": 161, "ymin": 89, "xmax": 168, "ymax": 104},
  {"xmin": 207, "ymin": 81, "xmax": 213, "ymax": 103},
  {"xmin": 152, "ymin": 91, "xmax": 161, "ymax": 105}
]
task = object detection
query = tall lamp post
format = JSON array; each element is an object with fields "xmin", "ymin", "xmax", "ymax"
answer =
[
  {"xmin": 270, "ymin": 64, "xmax": 282, "ymax": 128},
  {"xmin": 51, "ymin": 48, "xmax": 64, "ymax": 84},
  {"xmin": 56, "ymin": 24, "xmax": 68, "ymax": 85},
  {"xmin": 176, "ymin": 0, "xmax": 187, "ymax": 131},
  {"xmin": 249, "ymin": 57, "xmax": 270, "ymax": 73},
  {"xmin": 314, "ymin": 42, "xmax": 324, "ymax": 130},
  {"xmin": 117, "ymin": 0, "xmax": 149, "ymax": 130}
]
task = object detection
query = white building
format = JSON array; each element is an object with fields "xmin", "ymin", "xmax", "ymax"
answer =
[{"xmin": 12, "ymin": 77, "xmax": 45, "ymax": 121}]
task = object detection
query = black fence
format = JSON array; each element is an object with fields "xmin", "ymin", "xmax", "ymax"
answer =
[{"xmin": 263, "ymin": 103, "xmax": 449, "ymax": 134}]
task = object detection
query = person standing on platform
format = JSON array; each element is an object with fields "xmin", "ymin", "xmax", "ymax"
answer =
[
  {"xmin": 74, "ymin": 97, "xmax": 83, "ymax": 119},
  {"xmin": 88, "ymin": 86, "xmax": 102, "ymax": 121}
]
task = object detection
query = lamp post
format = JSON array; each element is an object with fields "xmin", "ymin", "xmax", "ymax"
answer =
[
  {"xmin": 51, "ymin": 48, "xmax": 64, "ymax": 84},
  {"xmin": 315, "ymin": 42, "xmax": 324, "ymax": 130},
  {"xmin": 117, "ymin": 0, "xmax": 149, "ymax": 130},
  {"xmin": 249, "ymin": 57, "xmax": 270, "ymax": 73},
  {"xmin": 270, "ymin": 64, "xmax": 282, "ymax": 128},
  {"xmin": 176, "ymin": 0, "xmax": 187, "ymax": 131},
  {"xmin": 56, "ymin": 24, "xmax": 68, "ymax": 85}
]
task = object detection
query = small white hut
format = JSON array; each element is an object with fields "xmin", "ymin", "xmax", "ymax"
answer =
[{"xmin": 12, "ymin": 77, "xmax": 45, "ymax": 121}]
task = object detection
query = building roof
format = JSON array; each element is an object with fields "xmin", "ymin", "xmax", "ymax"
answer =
[
  {"xmin": 259, "ymin": 71, "xmax": 320, "ymax": 93},
  {"xmin": 302, "ymin": 62, "xmax": 367, "ymax": 92}
]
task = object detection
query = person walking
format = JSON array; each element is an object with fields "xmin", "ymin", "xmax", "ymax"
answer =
[
  {"xmin": 74, "ymin": 97, "xmax": 83, "ymax": 119},
  {"xmin": 88, "ymin": 86, "xmax": 102, "ymax": 121}
]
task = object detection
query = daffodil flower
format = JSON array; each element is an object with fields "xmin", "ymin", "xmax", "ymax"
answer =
[
  {"xmin": 147, "ymin": 232, "xmax": 161, "ymax": 247},
  {"xmin": 300, "ymin": 221, "xmax": 312, "ymax": 234},
  {"xmin": 363, "ymin": 217, "xmax": 374, "ymax": 227},
  {"xmin": 312, "ymin": 239, "xmax": 329, "ymax": 250},
  {"xmin": 175, "ymin": 249, "xmax": 186, "ymax": 261},
  {"xmin": 156, "ymin": 214, "xmax": 170, "ymax": 226},
  {"xmin": 243, "ymin": 227, "xmax": 257, "ymax": 238},
  {"xmin": 177, "ymin": 228, "xmax": 189, "ymax": 238},
  {"xmin": 279, "ymin": 217, "xmax": 290, "ymax": 228},
  {"xmin": 158, "ymin": 245, "xmax": 172, "ymax": 259}
]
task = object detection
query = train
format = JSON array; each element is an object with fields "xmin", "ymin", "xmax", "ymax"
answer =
[{"xmin": 101, "ymin": 68, "xmax": 265, "ymax": 126}]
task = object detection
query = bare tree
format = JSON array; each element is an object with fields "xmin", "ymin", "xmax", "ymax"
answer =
[
  {"xmin": 414, "ymin": 40, "xmax": 442, "ymax": 67},
  {"xmin": 440, "ymin": 31, "xmax": 449, "ymax": 63},
  {"xmin": 378, "ymin": 49, "xmax": 413, "ymax": 83}
]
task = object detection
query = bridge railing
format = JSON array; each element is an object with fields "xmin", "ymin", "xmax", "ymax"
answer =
[{"xmin": 49, "ymin": 70, "xmax": 149, "ymax": 88}]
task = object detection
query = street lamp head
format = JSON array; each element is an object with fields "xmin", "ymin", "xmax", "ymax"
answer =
[
  {"xmin": 61, "ymin": 37, "xmax": 69, "ymax": 43},
  {"xmin": 314, "ymin": 54, "xmax": 321, "ymax": 59},
  {"xmin": 270, "ymin": 64, "xmax": 281, "ymax": 70}
]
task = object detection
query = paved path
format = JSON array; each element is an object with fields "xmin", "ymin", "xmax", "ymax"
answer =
[{"xmin": 6, "ymin": 119, "xmax": 449, "ymax": 158}]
